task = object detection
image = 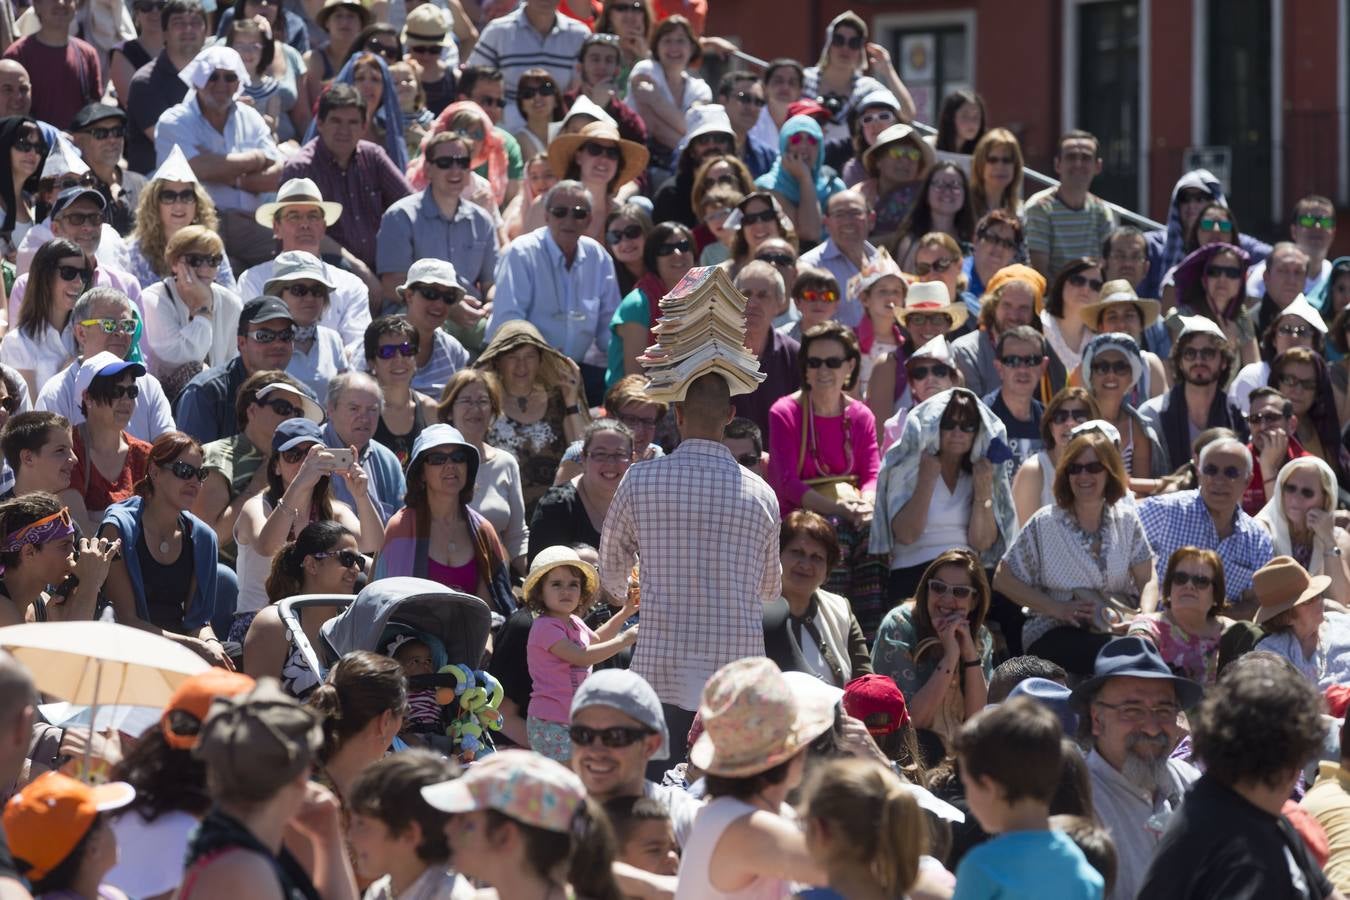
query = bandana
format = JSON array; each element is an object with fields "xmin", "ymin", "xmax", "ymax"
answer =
[{"xmin": 0, "ymin": 508, "xmax": 75, "ymax": 555}]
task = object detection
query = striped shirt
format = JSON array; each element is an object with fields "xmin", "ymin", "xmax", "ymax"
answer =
[
  {"xmin": 409, "ymin": 329, "xmax": 470, "ymax": 398},
  {"xmin": 599, "ymin": 439, "xmax": 782, "ymax": 710},
  {"xmin": 466, "ymin": 6, "xmax": 588, "ymax": 132},
  {"xmin": 1023, "ymin": 187, "xmax": 1116, "ymax": 278}
]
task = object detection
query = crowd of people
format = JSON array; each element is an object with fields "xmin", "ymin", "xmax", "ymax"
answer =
[{"xmin": 0, "ymin": 0, "xmax": 1347, "ymax": 897}]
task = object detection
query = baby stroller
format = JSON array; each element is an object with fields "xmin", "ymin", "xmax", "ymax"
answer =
[{"xmin": 280, "ymin": 577, "xmax": 501, "ymax": 760}]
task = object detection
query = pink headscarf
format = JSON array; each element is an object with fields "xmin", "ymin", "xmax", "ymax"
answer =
[{"xmin": 406, "ymin": 100, "xmax": 509, "ymax": 205}]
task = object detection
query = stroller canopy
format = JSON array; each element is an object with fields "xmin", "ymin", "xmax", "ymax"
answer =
[{"xmin": 320, "ymin": 577, "xmax": 493, "ymax": 669}]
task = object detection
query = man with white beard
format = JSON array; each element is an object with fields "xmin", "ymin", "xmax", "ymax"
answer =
[{"xmin": 1070, "ymin": 636, "xmax": 1204, "ymax": 900}]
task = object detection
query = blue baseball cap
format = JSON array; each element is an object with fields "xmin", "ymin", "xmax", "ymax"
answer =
[
  {"xmin": 75, "ymin": 351, "xmax": 145, "ymax": 397},
  {"xmin": 271, "ymin": 417, "xmax": 328, "ymax": 454}
]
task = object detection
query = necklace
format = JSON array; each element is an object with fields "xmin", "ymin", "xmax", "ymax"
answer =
[{"xmin": 806, "ymin": 394, "xmax": 853, "ymax": 478}]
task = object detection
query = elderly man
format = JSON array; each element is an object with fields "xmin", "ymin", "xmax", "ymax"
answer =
[
  {"xmin": 570, "ymin": 669, "xmax": 702, "ymax": 847},
  {"xmin": 1071, "ymin": 637, "xmax": 1203, "ymax": 900},
  {"xmin": 0, "ymin": 60, "xmax": 32, "ymax": 118},
  {"xmin": 731, "ymin": 260, "xmax": 799, "ymax": 434},
  {"xmin": 950, "ymin": 265, "xmax": 1043, "ymax": 398},
  {"xmin": 155, "ymin": 46, "xmax": 284, "ymax": 268},
  {"xmin": 798, "ymin": 190, "xmax": 879, "ymax": 328},
  {"xmin": 126, "ymin": 0, "xmax": 208, "ymax": 174},
  {"xmin": 175, "ymin": 296, "xmax": 318, "ymax": 443},
  {"xmin": 599, "ymin": 373, "xmax": 781, "ymax": 772},
  {"xmin": 69, "ymin": 103, "xmax": 145, "ymax": 237},
  {"xmin": 2, "ymin": 0, "xmax": 101, "ymax": 129},
  {"xmin": 465, "ymin": 0, "xmax": 587, "ymax": 133},
  {"xmin": 281, "ymin": 85, "xmax": 412, "ymax": 275},
  {"xmin": 1138, "ymin": 437, "xmax": 1274, "ymax": 618},
  {"xmin": 0, "ymin": 651, "xmax": 35, "ymax": 896},
  {"xmin": 324, "ymin": 371, "xmax": 404, "ymax": 523},
  {"xmin": 1139, "ymin": 315, "xmax": 1245, "ymax": 473},
  {"xmin": 1250, "ymin": 242, "xmax": 1313, "ymax": 337},
  {"xmin": 35, "ymin": 288, "xmax": 175, "ymax": 442},
  {"xmin": 1241, "ymin": 386, "xmax": 1309, "ymax": 515},
  {"xmin": 489, "ymin": 179, "xmax": 620, "ymax": 406},
  {"xmin": 235, "ymin": 179, "xmax": 371, "ymax": 345}
]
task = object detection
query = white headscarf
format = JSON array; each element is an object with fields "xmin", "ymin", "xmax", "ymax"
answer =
[
  {"xmin": 177, "ymin": 46, "xmax": 250, "ymax": 100},
  {"xmin": 1257, "ymin": 455, "xmax": 1340, "ymax": 576}
]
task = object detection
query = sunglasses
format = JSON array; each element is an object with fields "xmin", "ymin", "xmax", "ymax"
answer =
[
  {"xmin": 473, "ymin": 95, "xmax": 507, "ymax": 108},
  {"xmin": 1201, "ymin": 463, "xmax": 1244, "ymax": 480},
  {"xmin": 799, "ymin": 288, "xmax": 838, "ymax": 303},
  {"xmin": 58, "ymin": 212, "xmax": 101, "ymax": 228},
  {"xmin": 915, "ymin": 258, "xmax": 955, "ymax": 276},
  {"xmin": 366, "ymin": 40, "xmax": 400, "ymax": 60},
  {"xmin": 908, "ymin": 363, "xmax": 952, "ymax": 380},
  {"xmin": 1282, "ymin": 482, "xmax": 1319, "ymax": 500},
  {"xmin": 1090, "ymin": 359, "xmax": 1132, "ymax": 377},
  {"xmin": 159, "ymin": 187, "xmax": 195, "ymax": 205},
  {"xmin": 376, "ymin": 342, "xmax": 416, "ymax": 359},
  {"xmin": 740, "ymin": 208, "xmax": 778, "ymax": 226},
  {"xmin": 860, "ymin": 110, "xmax": 895, "ymax": 126},
  {"xmin": 428, "ymin": 154, "xmax": 472, "ymax": 170},
  {"xmin": 409, "ymin": 45, "xmax": 442, "ymax": 56},
  {"xmin": 549, "ymin": 205, "xmax": 590, "ymax": 221},
  {"xmin": 1171, "ymin": 571, "xmax": 1214, "ymax": 589},
  {"xmin": 905, "ymin": 312, "xmax": 952, "ymax": 329},
  {"xmin": 1278, "ymin": 373, "xmax": 1317, "ymax": 392},
  {"xmin": 1297, "ymin": 214, "xmax": 1336, "ymax": 230},
  {"xmin": 885, "ymin": 145, "xmax": 923, "ymax": 162},
  {"xmin": 313, "ymin": 548, "xmax": 366, "ymax": 571},
  {"xmin": 830, "ymin": 32, "xmax": 863, "ymax": 50},
  {"xmin": 57, "ymin": 265, "xmax": 91, "ymax": 283},
  {"xmin": 1277, "ymin": 323, "xmax": 1311, "ymax": 338},
  {"xmin": 655, "ymin": 240, "xmax": 691, "ymax": 257},
  {"xmin": 805, "ymin": 355, "xmax": 846, "ymax": 369},
  {"xmin": 756, "ymin": 253, "xmax": 794, "ymax": 267},
  {"xmin": 1242, "ymin": 413, "xmax": 1284, "ymax": 431},
  {"xmin": 103, "ymin": 384, "xmax": 140, "ymax": 400},
  {"xmin": 185, "ymin": 253, "xmax": 223, "ymax": 269},
  {"xmin": 1067, "ymin": 273, "xmax": 1104, "ymax": 292},
  {"xmin": 733, "ymin": 90, "xmax": 766, "ymax": 108},
  {"xmin": 1066, "ymin": 460, "xmax": 1105, "ymax": 476},
  {"xmin": 1205, "ymin": 264, "xmax": 1242, "ymax": 280},
  {"xmin": 13, "ymin": 138, "xmax": 43, "ymax": 154},
  {"xmin": 83, "ymin": 125, "xmax": 125, "ymax": 141},
  {"xmin": 41, "ymin": 173, "xmax": 95, "ymax": 192},
  {"xmin": 998, "ymin": 353, "xmax": 1043, "ymax": 369},
  {"xmin": 1199, "ymin": 217, "xmax": 1233, "ymax": 232},
  {"xmin": 164, "ymin": 459, "xmax": 208, "ymax": 482},
  {"xmin": 517, "ymin": 82, "xmax": 557, "ymax": 101},
  {"xmin": 422, "ymin": 448, "xmax": 472, "ymax": 466},
  {"xmin": 787, "ymin": 132, "xmax": 818, "ymax": 147},
  {"xmin": 257, "ymin": 397, "xmax": 302, "ymax": 416},
  {"xmin": 978, "ymin": 232, "xmax": 1017, "ymax": 251},
  {"xmin": 411, "ymin": 285, "xmax": 459, "ymax": 304},
  {"xmin": 940, "ymin": 420, "xmax": 979, "ymax": 433},
  {"xmin": 1051, "ymin": 407, "xmax": 1091, "ymax": 425},
  {"xmin": 1181, "ymin": 346, "xmax": 1219, "ymax": 362},
  {"xmin": 280, "ymin": 444, "xmax": 317, "ymax": 464},
  {"xmin": 927, "ymin": 578, "xmax": 975, "ymax": 600},
  {"xmin": 207, "ymin": 71, "xmax": 239, "ymax": 84},
  {"xmin": 569, "ymin": 724, "xmax": 652, "ymax": 748},
  {"xmin": 283, "ymin": 283, "xmax": 329, "ymax": 299},
  {"xmin": 581, "ymin": 141, "xmax": 622, "ymax": 160},
  {"xmin": 78, "ymin": 317, "xmax": 136, "ymax": 335},
  {"xmin": 248, "ymin": 327, "xmax": 295, "ymax": 344},
  {"xmin": 607, "ymin": 224, "xmax": 643, "ymax": 244}
]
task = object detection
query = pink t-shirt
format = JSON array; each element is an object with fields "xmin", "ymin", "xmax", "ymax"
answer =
[{"xmin": 527, "ymin": 614, "xmax": 596, "ymax": 723}]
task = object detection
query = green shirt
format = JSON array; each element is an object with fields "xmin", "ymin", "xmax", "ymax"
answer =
[
  {"xmin": 202, "ymin": 433, "xmax": 263, "ymax": 567},
  {"xmin": 606, "ymin": 286, "xmax": 652, "ymax": 388}
]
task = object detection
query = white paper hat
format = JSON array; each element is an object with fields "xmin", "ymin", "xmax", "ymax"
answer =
[
  {"xmin": 151, "ymin": 145, "xmax": 199, "ymax": 185},
  {"xmin": 549, "ymin": 94, "xmax": 617, "ymax": 143},
  {"xmin": 908, "ymin": 334, "xmax": 953, "ymax": 365},
  {"xmin": 41, "ymin": 134, "xmax": 89, "ymax": 179},
  {"xmin": 1276, "ymin": 293, "xmax": 1328, "ymax": 334}
]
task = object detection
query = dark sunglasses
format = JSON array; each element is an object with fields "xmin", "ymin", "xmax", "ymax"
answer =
[
  {"xmin": 1276, "ymin": 323, "xmax": 1311, "ymax": 338},
  {"xmin": 164, "ymin": 459, "xmax": 208, "ymax": 482},
  {"xmin": 104, "ymin": 384, "xmax": 140, "ymax": 400},
  {"xmin": 915, "ymin": 258, "xmax": 955, "ymax": 276},
  {"xmin": 473, "ymin": 95, "xmax": 508, "ymax": 108},
  {"xmin": 83, "ymin": 125, "xmax": 125, "ymax": 140},
  {"xmin": 428, "ymin": 154, "xmax": 472, "ymax": 170},
  {"xmin": 740, "ymin": 208, "xmax": 778, "ymax": 226},
  {"xmin": 376, "ymin": 342, "xmax": 416, "ymax": 359},
  {"xmin": 249, "ymin": 327, "xmax": 295, "ymax": 344},
  {"xmin": 159, "ymin": 187, "xmax": 195, "ymax": 205},
  {"xmin": 568, "ymin": 724, "xmax": 652, "ymax": 748},
  {"xmin": 1051, "ymin": 408, "xmax": 1091, "ymax": 425},
  {"xmin": 655, "ymin": 240, "xmax": 691, "ymax": 257},
  {"xmin": 517, "ymin": 82, "xmax": 557, "ymax": 101},
  {"xmin": 940, "ymin": 420, "xmax": 979, "ymax": 433},
  {"xmin": 366, "ymin": 40, "xmax": 401, "ymax": 61},
  {"xmin": 423, "ymin": 448, "xmax": 472, "ymax": 466},
  {"xmin": 408, "ymin": 45, "xmax": 442, "ymax": 56},
  {"xmin": 908, "ymin": 363, "xmax": 952, "ymax": 380},
  {"xmin": 581, "ymin": 141, "xmax": 622, "ymax": 160},
  {"xmin": 1090, "ymin": 359, "xmax": 1132, "ymax": 377},
  {"xmin": 257, "ymin": 397, "xmax": 302, "ymax": 417},
  {"xmin": 58, "ymin": 212, "xmax": 101, "ymax": 228},
  {"xmin": 830, "ymin": 32, "xmax": 863, "ymax": 50},
  {"xmin": 732, "ymin": 90, "xmax": 766, "ymax": 108},
  {"xmin": 280, "ymin": 445, "xmax": 317, "ymax": 464},
  {"xmin": 549, "ymin": 205, "xmax": 590, "ymax": 221},
  {"xmin": 13, "ymin": 138, "xmax": 43, "ymax": 154},
  {"xmin": 1180, "ymin": 346, "xmax": 1219, "ymax": 362},
  {"xmin": 411, "ymin": 285, "xmax": 459, "ymax": 304},
  {"xmin": 805, "ymin": 355, "xmax": 846, "ymax": 369},
  {"xmin": 207, "ymin": 71, "xmax": 239, "ymax": 84},
  {"xmin": 313, "ymin": 548, "xmax": 366, "ymax": 571},
  {"xmin": 1282, "ymin": 482, "xmax": 1319, "ymax": 500},
  {"xmin": 185, "ymin": 253, "xmax": 222, "ymax": 269},
  {"xmin": 1171, "ymin": 571, "xmax": 1214, "ymax": 589},
  {"xmin": 756, "ymin": 252, "xmax": 795, "ymax": 267},
  {"xmin": 1205, "ymin": 264, "xmax": 1242, "ymax": 280},
  {"xmin": 607, "ymin": 224, "xmax": 643, "ymax": 244},
  {"xmin": 1068, "ymin": 273, "xmax": 1104, "ymax": 292},
  {"xmin": 57, "ymin": 265, "xmax": 91, "ymax": 283},
  {"xmin": 1201, "ymin": 463, "xmax": 1244, "ymax": 480},
  {"xmin": 1246, "ymin": 411, "xmax": 1286, "ymax": 427},
  {"xmin": 40, "ymin": 173, "xmax": 95, "ymax": 192},
  {"xmin": 283, "ymin": 283, "xmax": 329, "ymax": 299},
  {"xmin": 998, "ymin": 353, "xmax": 1043, "ymax": 369},
  {"xmin": 1066, "ymin": 460, "xmax": 1105, "ymax": 476}
]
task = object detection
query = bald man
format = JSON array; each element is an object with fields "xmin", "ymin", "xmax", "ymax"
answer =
[{"xmin": 0, "ymin": 61, "xmax": 32, "ymax": 118}]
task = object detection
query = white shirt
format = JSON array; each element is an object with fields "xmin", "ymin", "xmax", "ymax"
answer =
[
  {"xmin": 36, "ymin": 361, "xmax": 177, "ymax": 442},
  {"xmin": 287, "ymin": 326, "xmax": 348, "ymax": 405},
  {"xmin": 889, "ymin": 471, "xmax": 973, "ymax": 569},
  {"xmin": 154, "ymin": 96, "xmax": 284, "ymax": 213},
  {"xmin": 0, "ymin": 322, "xmax": 75, "ymax": 392},
  {"xmin": 238, "ymin": 258, "xmax": 373, "ymax": 345},
  {"xmin": 106, "ymin": 809, "xmax": 198, "ymax": 899},
  {"xmin": 141, "ymin": 279, "xmax": 243, "ymax": 376}
]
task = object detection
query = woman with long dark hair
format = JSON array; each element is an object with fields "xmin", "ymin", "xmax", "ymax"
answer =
[
  {"xmin": 602, "ymin": 202, "xmax": 652, "ymax": 299},
  {"xmin": 969, "ymin": 128, "xmax": 1024, "ymax": 218},
  {"xmin": 513, "ymin": 66, "xmax": 565, "ymax": 160},
  {"xmin": 0, "ymin": 237, "xmax": 82, "ymax": 398},
  {"xmin": 606, "ymin": 221, "xmax": 695, "ymax": 386},
  {"xmin": 891, "ymin": 162, "xmax": 976, "ymax": 271},
  {"xmin": 1269, "ymin": 346, "xmax": 1350, "ymax": 490},
  {"xmin": 307, "ymin": 649, "xmax": 407, "ymax": 807},
  {"xmin": 0, "ymin": 116, "xmax": 47, "ymax": 257},
  {"xmin": 1042, "ymin": 257, "xmax": 1105, "ymax": 379},
  {"xmin": 934, "ymin": 89, "xmax": 986, "ymax": 155},
  {"xmin": 1168, "ymin": 242, "xmax": 1260, "ymax": 365}
]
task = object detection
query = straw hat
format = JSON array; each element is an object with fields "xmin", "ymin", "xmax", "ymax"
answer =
[
  {"xmin": 1079, "ymin": 280, "xmax": 1161, "ymax": 331},
  {"xmin": 255, "ymin": 177, "xmax": 343, "ymax": 228},
  {"xmin": 316, "ymin": 0, "xmax": 372, "ymax": 29},
  {"xmin": 523, "ymin": 545, "xmax": 600, "ymax": 601},
  {"xmin": 862, "ymin": 122, "xmax": 935, "ymax": 177},
  {"xmin": 1253, "ymin": 556, "xmax": 1331, "ymax": 625},
  {"xmin": 689, "ymin": 657, "xmax": 837, "ymax": 777},
  {"xmin": 401, "ymin": 3, "xmax": 451, "ymax": 46},
  {"xmin": 893, "ymin": 282, "xmax": 969, "ymax": 331},
  {"xmin": 547, "ymin": 121, "xmax": 649, "ymax": 188}
]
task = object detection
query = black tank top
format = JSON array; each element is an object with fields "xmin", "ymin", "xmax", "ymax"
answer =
[
  {"xmin": 138, "ymin": 520, "xmax": 196, "ymax": 634},
  {"xmin": 373, "ymin": 401, "xmax": 427, "ymax": 466}
]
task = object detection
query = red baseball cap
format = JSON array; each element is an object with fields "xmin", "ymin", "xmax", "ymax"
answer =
[
  {"xmin": 843, "ymin": 674, "xmax": 910, "ymax": 735},
  {"xmin": 786, "ymin": 99, "xmax": 831, "ymax": 124}
]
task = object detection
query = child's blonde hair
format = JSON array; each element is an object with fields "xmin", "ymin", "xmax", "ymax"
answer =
[
  {"xmin": 523, "ymin": 562, "xmax": 600, "ymax": 617},
  {"xmin": 799, "ymin": 758, "xmax": 926, "ymax": 896}
]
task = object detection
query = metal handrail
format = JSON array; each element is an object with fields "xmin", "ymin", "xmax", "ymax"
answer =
[{"xmin": 725, "ymin": 48, "xmax": 1165, "ymax": 233}]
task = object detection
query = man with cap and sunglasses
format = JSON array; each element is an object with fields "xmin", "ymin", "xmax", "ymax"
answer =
[
  {"xmin": 69, "ymin": 102, "xmax": 145, "ymax": 238},
  {"xmin": 1071, "ymin": 636, "xmax": 1203, "ymax": 900}
]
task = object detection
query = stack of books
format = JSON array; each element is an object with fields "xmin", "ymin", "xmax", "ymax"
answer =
[{"xmin": 639, "ymin": 266, "xmax": 766, "ymax": 401}]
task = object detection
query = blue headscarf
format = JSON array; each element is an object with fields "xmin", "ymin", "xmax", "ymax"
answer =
[
  {"xmin": 304, "ymin": 52, "xmax": 408, "ymax": 171},
  {"xmin": 754, "ymin": 114, "xmax": 845, "ymax": 209}
]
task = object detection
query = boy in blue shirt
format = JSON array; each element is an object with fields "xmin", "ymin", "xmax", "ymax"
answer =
[{"xmin": 952, "ymin": 696, "xmax": 1105, "ymax": 900}]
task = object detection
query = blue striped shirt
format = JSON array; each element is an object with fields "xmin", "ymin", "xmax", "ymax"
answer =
[
  {"xmin": 466, "ymin": 6, "xmax": 588, "ymax": 132},
  {"xmin": 1136, "ymin": 489, "xmax": 1273, "ymax": 601}
]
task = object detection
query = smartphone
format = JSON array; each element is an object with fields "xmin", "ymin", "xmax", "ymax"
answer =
[{"xmin": 325, "ymin": 448, "xmax": 355, "ymax": 470}]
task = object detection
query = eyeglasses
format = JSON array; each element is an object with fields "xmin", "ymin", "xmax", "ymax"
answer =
[
  {"xmin": 13, "ymin": 138, "xmax": 43, "ymax": 154},
  {"xmin": 1093, "ymin": 701, "xmax": 1180, "ymax": 724},
  {"xmin": 57, "ymin": 265, "xmax": 91, "ymax": 283},
  {"xmin": 549, "ymin": 205, "xmax": 590, "ymax": 221},
  {"xmin": 1297, "ymin": 214, "xmax": 1336, "ymax": 230},
  {"xmin": 978, "ymin": 232, "xmax": 1017, "ymax": 251},
  {"xmin": 313, "ymin": 548, "xmax": 366, "ymax": 571},
  {"xmin": 422, "ymin": 448, "xmax": 472, "ymax": 466},
  {"xmin": 1246, "ymin": 411, "xmax": 1286, "ymax": 427},
  {"xmin": 1282, "ymin": 482, "xmax": 1319, "ymax": 500},
  {"xmin": 1090, "ymin": 359, "xmax": 1132, "ymax": 377},
  {"xmin": 884, "ymin": 145, "xmax": 923, "ymax": 162},
  {"xmin": 1051, "ymin": 408, "xmax": 1091, "ymax": 425},
  {"xmin": 366, "ymin": 40, "xmax": 400, "ymax": 61},
  {"xmin": 739, "ymin": 208, "xmax": 778, "ymax": 226},
  {"xmin": 798, "ymin": 288, "xmax": 838, "ymax": 303},
  {"xmin": 905, "ymin": 313, "xmax": 952, "ymax": 329},
  {"xmin": 428, "ymin": 154, "xmax": 472, "ymax": 170},
  {"xmin": 159, "ymin": 188, "xmax": 195, "ymax": 205},
  {"xmin": 927, "ymin": 578, "xmax": 975, "ymax": 600},
  {"xmin": 581, "ymin": 141, "xmax": 622, "ymax": 160},
  {"xmin": 103, "ymin": 384, "xmax": 140, "ymax": 400},
  {"xmin": 1277, "ymin": 323, "xmax": 1312, "ymax": 338},
  {"xmin": 805, "ymin": 355, "xmax": 846, "ymax": 369},
  {"xmin": 1067, "ymin": 273, "xmax": 1104, "ymax": 292},
  {"xmin": 376, "ymin": 342, "xmax": 416, "ymax": 359},
  {"xmin": 569, "ymin": 724, "xmax": 652, "ymax": 748},
  {"xmin": 607, "ymin": 224, "xmax": 643, "ymax": 244},
  {"xmin": 257, "ymin": 397, "xmax": 303, "ymax": 417},
  {"xmin": 185, "ymin": 253, "xmax": 223, "ymax": 269},
  {"xmin": 1278, "ymin": 373, "xmax": 1317, "ymax": 392},
  {"xmin": 472, "ymin": 94, "xmax": 507, "ymax": 109},
  {"xmin": 411, "ymin": 285, "xmax": 460, "ymax": 305},
  {"xmin": 915, "ymin": 258, "xmax": 955, "ymax": 276},
  {"xmin": 83, "ymin": 125, "xmax": 125, "ymax": 141},
  {"xmin": 1066, "ymin": 460, "xmax": 1105, "ymax": 476},
  {"xmin": 732, "ymin": 90, "xmax": 766, "ymax": 108},
  {"xmin": 830, "ymin": 31, "xmax": 863, "ymax": 50},
  {"xmin": 940, "ymin": 420, "xmax": 979, "ymax": 433},
  {"xmin": 756, "ymin": 253, "xmax": 794, "ymax": 267},
  {"xmin": 57, "ymin": 212, "xmax": 101, "ymax": 228},
  {"xmin": 586, "ymin": 450, "xmax": 631, "ymax": 465},
  {"xmin": 655, "ymin": 240, "xmax": 691, "ymax": 257},
  {"xmin": 163, "ymin": 459, "xmax": 208, "ymax": 482},
  {"xmin": 517, "ymin": 82, "xmax": 557, "ymax": 101},
  {"xmin": 1199, "ymin": 218, "xmax": 1233, "ymax": 233},
  {"xmin": 616, "ymin": 412, "xmax": 657, "ymax": 430},
  {"xmin": 283, "ymin": 283, "xmax": 329, "ymax": 299},
  {"xmin": 78, "ymin": 317, "xmax": 136, "ymax": 334},
  {"xmin": 998, "ymin": 353, "xmax": 1043, "ymax": 369},
  {"xmin": 1200, "ymin": 463, "xmax": 1244, "ymax": 481},
  {"xmin": 859, "ymin": 110, "xmax": 894, "ymax": 126},
  {"xmin": 930, "ymin": 178, "xmax": 963, "ymax": 194},
  {"xmin": 1181, "ymin": 346, "xmax": 1219, "ymax": 362},
  {"xmin": 248, "ymin": 327, "xmax": 295, "ymax": 344},
  {"xmin": 908, "ymin": 363, "xmax": 952, "ymax": 380},
  {"xmin": 207, "ymin": 71, "xmax": 239, "ymax": 85},
  {"xmin": 1205, "ymin": 264, "xmax": 1242, "ymax": 280},
  {"xmin": 40, "ymin": 173, "xmax": 95, "ymax": 192},
  {"xmin": 1170, "ymin": 571, "xmax": 1214, "ymax": 589},
  {"xmin": 280, "ymin": 444, "xmax": 317, "ymax": 464}
]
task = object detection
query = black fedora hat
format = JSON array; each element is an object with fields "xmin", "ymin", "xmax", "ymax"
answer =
[{"xmin": 1069, "ymin": 636, "xmax": 1204, "ymax": 709}]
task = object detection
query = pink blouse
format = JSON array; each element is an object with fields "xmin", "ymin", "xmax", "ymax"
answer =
[{"xmin": 766, "ymin": 395, "xmax": 880, "ymax": 515}]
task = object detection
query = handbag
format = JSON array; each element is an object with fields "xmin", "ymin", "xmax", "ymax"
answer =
[{"xmin": 1071, "ymin": 588, "xmax": 1139, "ymax": 634}]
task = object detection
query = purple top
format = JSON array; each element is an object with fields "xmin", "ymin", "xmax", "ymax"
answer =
[
  {"xmin": 733, "ymin": 330, "xmax": 801, "ymax": 435},
  {"xmin": 426, "ymin": 556, "xmax": 478, "ymax": 595},
  {"xmin": 766, "ymin": 395, "xmax": 880, "ymax": 514}
]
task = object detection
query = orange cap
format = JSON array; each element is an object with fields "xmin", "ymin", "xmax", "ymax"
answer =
[
  {"xmin": 3, "ymin": 772, "xmax": 134, "ymax": 882},
  {"xmin": 161, "ymin": 669, "xmax": 256, "ymax": 750}
]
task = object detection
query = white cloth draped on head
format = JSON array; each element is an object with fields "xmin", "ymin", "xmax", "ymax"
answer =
[
  {"xmin": 1257, "ymin": 455, "xmax": 1341, "ymax": 577},
  {"xmin": 177, "ymin": 46, "xmax": 250, "ymax": 100}
]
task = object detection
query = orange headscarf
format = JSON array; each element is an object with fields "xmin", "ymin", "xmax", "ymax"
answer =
[{"xmin": 406, "ymin": 100, "xmax": 509, "ymax": 205}]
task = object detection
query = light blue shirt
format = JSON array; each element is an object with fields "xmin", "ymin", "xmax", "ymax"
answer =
[
  {"xmin": 488, "ymin": 227, "xmax": 621, "ymax": 366},
  {"xmin": 323, "ymin": 421, "xmax": 405, "ymax": 524},
  {"xmin": 376, "ymin": 191, "xmax": 499, "ymax": 300},
  {"xmin": 798, "ymin": 237, "xmax": 878, "ymax": 328},
  {"xmin": 154, "ymin": 96, "xmax": 284, "ymax": 213},
  {"xmin": 953, "ymin": 830, "xmax": 1103, "ymax": 900},
  {"xmin": 287, "ymin": 327, "xmax": 348, "ymax": 406}
]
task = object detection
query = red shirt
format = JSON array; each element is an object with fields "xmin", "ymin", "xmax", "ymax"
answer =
[
  {"xmin": 2, "ymin": 35, "xmax": 101, "ymax": 129},
  {"xmin": 69, "ymin": 429, "xmax": 153, "ymax": 514},
  {"xmin": 1242, "ymin": 436, "xmax": 1310, "ymax": 516},
  {"xmin": 651, "ymin": 0, "xmax": 707, "ymax": 33}
]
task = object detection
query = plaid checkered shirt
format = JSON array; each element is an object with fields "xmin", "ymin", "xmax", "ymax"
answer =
[{"xmin": 1137, "ymin": 489, "xmax": 1274, "ymax": 601}]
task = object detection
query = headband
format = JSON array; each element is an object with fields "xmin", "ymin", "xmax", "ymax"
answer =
[{"xmin": 0, "ymin": 508, "xmax": 74, "ymax": 554}]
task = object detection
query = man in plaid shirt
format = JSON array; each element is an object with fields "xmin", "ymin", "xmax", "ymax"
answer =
[{"xmin": 600, "ymin": 373, "xmax": 781, "ymax": 770}]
